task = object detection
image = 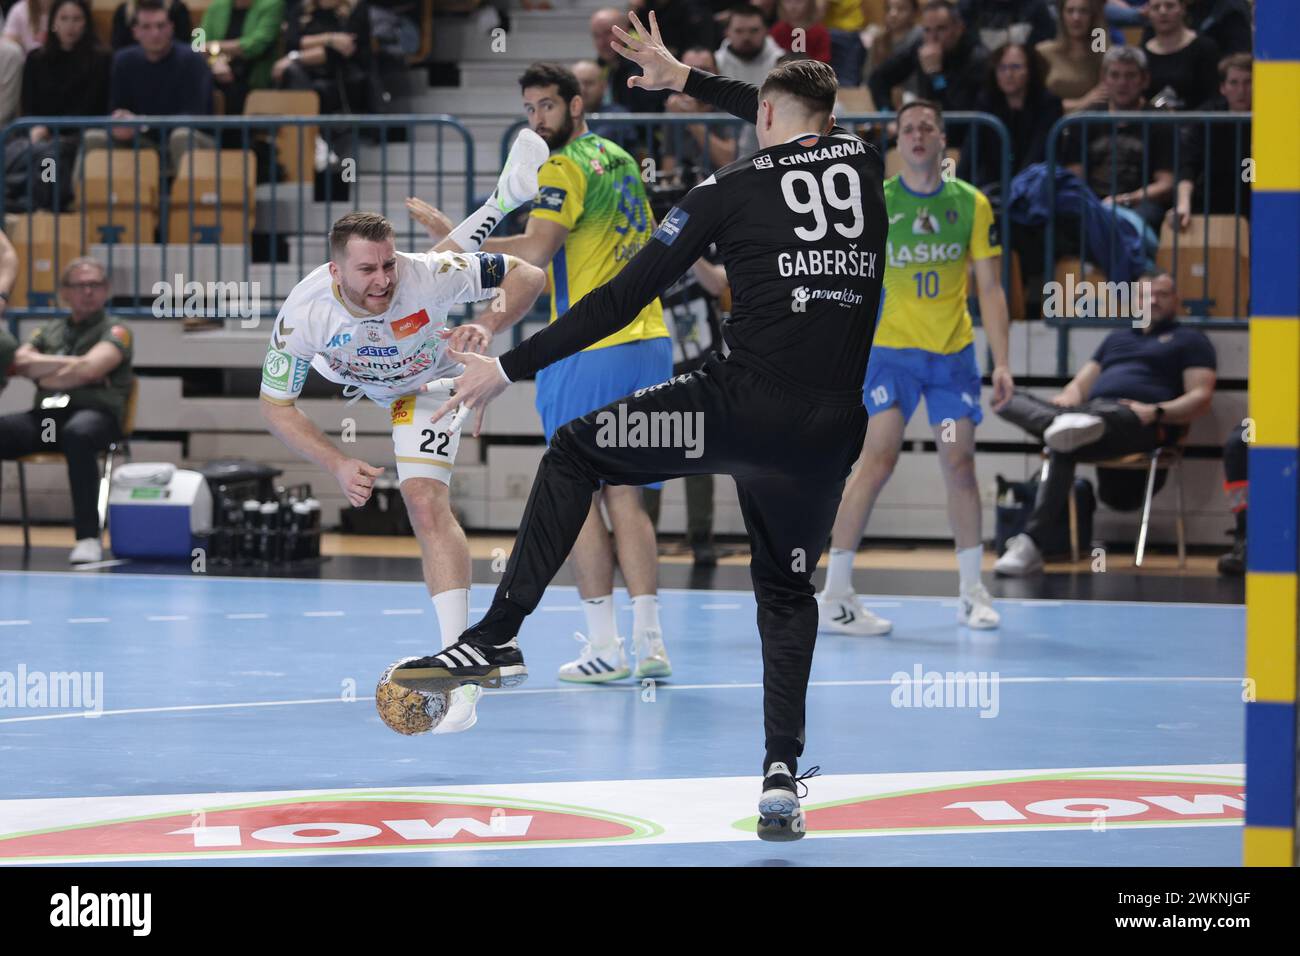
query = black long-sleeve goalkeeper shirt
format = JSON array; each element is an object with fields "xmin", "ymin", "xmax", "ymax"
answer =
[{"xmin": 499, "ymin": 69, "xmax": 887, "ymax": 406}]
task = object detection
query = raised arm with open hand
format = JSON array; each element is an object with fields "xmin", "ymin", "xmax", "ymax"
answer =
[{"xmin": 611, "ymin": 11, "xmax": 690, "ymax": 93}]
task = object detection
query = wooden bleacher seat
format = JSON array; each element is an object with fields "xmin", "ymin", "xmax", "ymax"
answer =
[
  {"xmin": 80, "ymin": 149, "xmax": 162, "ymax": 244},
  {"xmin": 1156, "ymin": 214, "xmax": 1250, "ymax": 319},
  {"xmin": 2, "ymin": 212, "xmax": 85, "ymax": 307},
  {"xmin": 167, "ymin": 149, "xmax": 257, "ymax": 244},
  {"xmin": 244, "ymin": 89, "xmax": 321, "ymax": 185}
]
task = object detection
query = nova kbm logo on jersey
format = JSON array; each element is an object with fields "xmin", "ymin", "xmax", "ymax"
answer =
[{"xmin": 0, "ymin": 793, "xmax": 661, "ymax": 862}]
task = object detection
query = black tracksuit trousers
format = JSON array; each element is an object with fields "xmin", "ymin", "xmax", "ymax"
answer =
[{"xmin": 467, "ymin": 354, "xmax": 867, "ymax": 774}]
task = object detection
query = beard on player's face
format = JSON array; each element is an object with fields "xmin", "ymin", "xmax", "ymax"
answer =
[
  {"xmin": 338, "ymin": 267, "xmax": 396, "ymax": 314},
  {"xmin": 534, "ymin": 108, "xmax": 576, "ymax": 150}
]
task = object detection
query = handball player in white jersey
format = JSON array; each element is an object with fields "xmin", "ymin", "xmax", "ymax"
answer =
[{"xmin": 258, "ymin": 132, "xmax": 550, "ymax": 733}]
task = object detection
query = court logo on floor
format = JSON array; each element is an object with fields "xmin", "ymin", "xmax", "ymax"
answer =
[
  {"xmin": 0, "ymin": 793, "xmax": 661, "ymax": 863},
  {"xmin": 735, "ymin": 770, "xmax": 1244, "ymax": 835}
]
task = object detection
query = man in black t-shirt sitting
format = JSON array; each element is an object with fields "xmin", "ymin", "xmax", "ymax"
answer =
[
  {"xmin": 1175, "ymin": 52, "xmax": 1252, "ymax": 227},
  {"xmin": 1059, "ymin": 45, "xmax": 1175, "ymax": 235},
  {"xmin": 995, "ymin": 271, "xmax": 1217, "ymax": 575}
]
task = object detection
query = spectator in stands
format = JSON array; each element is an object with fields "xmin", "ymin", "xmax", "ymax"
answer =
[
  {"xmin": 0, "ymin": 228, "xmax": 15, "ymax": 392},
  {"xmin": 0, "ymin": 257, "xmax": 135, "ymax": 564},
  {"xmin": 770, "ymin": 0, "xmax": 831, "ymax": 63},
  {"xmin": 1036, "ymin": 0, "xmax": 1107, "ymax": 112},
  {"xmin": 868, "ymin": 1, "xmax": 988, "ymax": 123},
  {"xmin": 573, "ymin": 58, "xmax": 642, "ymax": 154},
  {"xmin": 1183, "ymin": 0, "xmax": 1252, "ymax": 57},
  {"xmin": 1058, "ymin": 45, "xmax": 1175, "ymax": 233},
  {"xmin": 661, "ymin": 46, "xmax": 739, "ymax": 181},
  {"xmin": 862, "ymin": 0, "xmax": 921, "ymax": 88},
  {"xmin": 823, "ymin": 0, "xmax": 867, "ymax": 87},
  {"xmin": 715, "ymin": 3, "xmax": 784, "ymax": 82},
  {"xmin": 959, "ymin": 0, "xmax": 1056, "ymax": 49},
  {"xmin": 95, "ymin": 0, "xmax": 213, "ymax": 173},
  {"xmin": 3, "ymin": 0, "xmax": 53, "ymax": 48},
  {"xmin": 590, "ymin": 6, "xmax": 665, "ymax": 112},
  {"xmin": 22, "ymin": 0, "xmax": 111, "ymax": 142},
  {"xmin": 272, "ymin": 0, "xmax": 373, "ymax": 118},
  {"xmin": 109, "ymin": 0, "xmax": 191, "ymax": 49},
  {"xmin": 958, "ymin": 42, "xmax": 1061, "ymax": 190},
  {"xmin": 1, "ymin": 0, "xmax": 54, "ymax": 125},
  {"xmin": 1143, "ymin": 0, "xmax": 1220, "ymax": 109},
  {"xmin": 1217, "ymin": 422, "xmax": 1247, "ymax": 576},
  {"xmin": 715, "ymin": 3, "xmax": 784, "ymax": 153},
  {"xmin": 995, "ymin": 271, "xmax": 1216, "ymax": 576},
  {"xmin": 1175, "ymin": 52, "xmax": 1252, "ymax": 227},
  {"xmin": 199, "ymin": 0, "xmax": 285, "ymax": 118}
]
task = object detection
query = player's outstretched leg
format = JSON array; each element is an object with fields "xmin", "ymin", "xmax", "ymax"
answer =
[
  {"xmin": 391, "ymin": 603, "xmax": 530, "ymax": 691},
  {"xmin": 392, "ymin": 391, "xmax": 693, "ymax": 694}
]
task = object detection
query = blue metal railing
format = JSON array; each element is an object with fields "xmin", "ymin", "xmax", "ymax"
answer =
[
  {"xmin": 0, "ymin": 114, "xmax": 475, "ymax": 322},
  {"xmin": 1042, "ymin": 110, "xmax": 1252, "ymax": 370}
]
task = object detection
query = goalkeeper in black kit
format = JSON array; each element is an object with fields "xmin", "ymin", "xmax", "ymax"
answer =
[{"xmin": 393, "ymin": 12, "xmax": 887, "ymax": 841}]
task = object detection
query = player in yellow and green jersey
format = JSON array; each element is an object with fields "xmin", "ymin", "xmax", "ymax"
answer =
[
  {"xmin": 481, "ymin": 62, "xmax": 673, "ymax": 684},
  {"xmin": 817, "ymin": 99, "xmax": 1016, "ymax": 635}
]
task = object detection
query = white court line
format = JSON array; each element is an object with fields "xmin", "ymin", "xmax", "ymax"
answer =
[
  {"xmin": 66, "ymin": 617, "xmax": 109, "ymax": 624},
  {"xmin": 147, "ymin": 615, "xmax": 188, "ymax": 622},
  {"xmin": 0, "ymin": 675, "xmax": 1244, "ymax": 724},
  {"xmin": 0, "ymin": 620, "xmax": 31, "ymax": 626},
  {"xmin": 226, "ymin": 613, "xmax": 268, "ymax": 620},
  {"xmin": 303, "ymin": 611, "xmax": 345, "ymax": 618},
  {"xmin": 0, "ymin": 571, "xmax": 1245, "ymax": 611},
  {"xmin": 381, "ymin": 609, "xmax": 424, "ymax": 615}
]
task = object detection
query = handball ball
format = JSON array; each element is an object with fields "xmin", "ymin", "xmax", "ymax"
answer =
[{"xmin": 375, "ymin": 658, "xmax": 449, "ymax": 735}]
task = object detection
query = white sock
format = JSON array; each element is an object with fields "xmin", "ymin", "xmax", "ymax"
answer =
[
  {"xmin": 431, "ymin": 588, "xmax": 469, "ymax": 649},
  {"xmin": 956, "ymin": 546, "xmax": 984, "ymax": 592},
  {"xmin": 583, "ymin": 595, "xmax": 618, "ymax": 646},
  {"xmin": 631, "ymin": 593, "xmax": 660, "ymax": 634},
  {"xmin": 826, "ymin": 548, "xmax": 855, "ymax": 596}
]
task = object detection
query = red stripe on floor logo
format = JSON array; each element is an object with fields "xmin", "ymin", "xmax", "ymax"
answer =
[
  {"xmin": 793, "ymin": 773, "xmax": 1245, "ymax": 833},
  {"xmin": 0, "ymin": 795, "xmax": 659, "ymax": 861}
]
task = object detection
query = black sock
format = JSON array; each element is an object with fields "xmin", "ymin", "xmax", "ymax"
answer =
[{"xmin": 462, "ymin": 601, "xmax": 526, "ymax": 646}]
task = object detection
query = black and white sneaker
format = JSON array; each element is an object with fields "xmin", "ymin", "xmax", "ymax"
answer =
[
  {"xmin": 389, "ymin": 638, "xmax": 528, "ymax": 691},
  {"xmin": 757, "ymin": 763, "xmax": 819, "ymax": 842}
]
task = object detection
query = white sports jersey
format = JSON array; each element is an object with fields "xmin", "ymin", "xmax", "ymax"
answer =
[{"xmin": 259, "ymin": 250, "xmax": 507, "ymax": 407}]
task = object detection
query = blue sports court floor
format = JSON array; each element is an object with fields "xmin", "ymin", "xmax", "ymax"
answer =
[{"xmin": 0, "ymin": 571, "xmax": 1245, "ymax": 866}]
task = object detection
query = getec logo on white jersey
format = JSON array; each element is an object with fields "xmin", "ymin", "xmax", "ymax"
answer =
[{"xmin": 259, "ymin": 251, "xmax": 505, "ymax": 408}]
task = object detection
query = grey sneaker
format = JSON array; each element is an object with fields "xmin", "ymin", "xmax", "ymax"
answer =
[
  {"xmin": 757, "ymin": 763, "xmax": 819, "ymax": 842},
  {"xmin": 1044, "ymin": 413, "xmax": 1106, "ymax": 453},
  {"xmin": 995, "ymin": 533, "xmax": 1044, "ymax": 577}
]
